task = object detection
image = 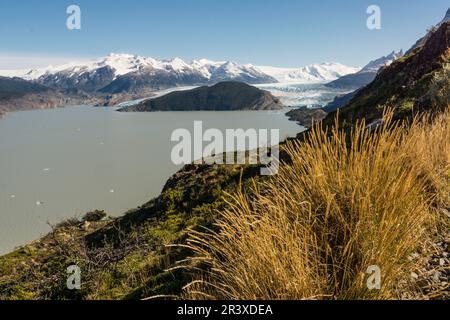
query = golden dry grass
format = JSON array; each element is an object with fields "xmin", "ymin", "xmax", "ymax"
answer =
[{"xmin": 182, "ymin": 108, "xmax": 450, "ymax": 300}]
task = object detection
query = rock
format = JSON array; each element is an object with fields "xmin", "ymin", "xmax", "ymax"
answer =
[
  {"xmin": 285, "ymin": 107, "xmax": 328, "ymax": 128},
  {"xmin": 82, "ymin": 210, "xmax": 107, "ymax": 222},
  {"xmin": 408, "ymin": 253, "xmax": 420, "ymax": 261},
  {"xmin": 432, "ymin": 271, "xmax": 442, "ymax": 282}
]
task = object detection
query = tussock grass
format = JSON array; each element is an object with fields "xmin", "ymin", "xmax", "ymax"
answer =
[{"xmin": 182, "ymin": 108, "xmax": 450, "ymax": 300}]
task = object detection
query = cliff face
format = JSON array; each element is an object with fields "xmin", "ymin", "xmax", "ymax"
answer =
[
  {"xmin": 118, "ymin": 81, "xmax": 284, "ymax": 112},
  {"xmin": 325, "ymin": 21, "xmax": 450, "ymax": 126}
]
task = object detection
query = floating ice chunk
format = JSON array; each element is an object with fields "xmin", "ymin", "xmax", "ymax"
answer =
[
  {"xmin": 110, "ymin": 189, "xmax": 115, "ymax": 193},
  {"xmin": 36, "ymin": 201, "xmax": 44, "ymax": 206},
  {"xmin": 10, "ymin": 195, "xmax": 16, "ymax": 199},
  {"xmin": 43, "ymin": 168, "xmax": 50, "ymax": 172}
]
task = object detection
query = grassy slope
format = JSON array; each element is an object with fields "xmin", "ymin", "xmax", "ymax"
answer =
[
  {"xmin": 0, "ymin": 163, "xmax": 265, "ymax": 299},
  {"xmin": 184, "ymin": 110, "xmax": 450, "ymax": 300}
]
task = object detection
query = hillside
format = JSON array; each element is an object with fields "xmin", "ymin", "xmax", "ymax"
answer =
[
  {"xmin": 1, "ymin": 55, "xmax": 358, "ymax": 92},
  {"xmin": 0, "ymin": 77, "xmax": 66, "ymax": 114},
  {"xmin": 0, "ymin": 76, "xmax": 50, "ymax": 100},
  {"xmin": 118, "ymin": 82, "xmax": 284, "ymax": 112},
  {"xmin": 0, "ymin": 55, "xmax": 359, "ymax": 114},
  {"xmin": 0, "ymin": 76, "xmax": 109, "ymax": 115}
]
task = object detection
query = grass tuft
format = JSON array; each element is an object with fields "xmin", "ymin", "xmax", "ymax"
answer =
[{"xmin": 183, "ymin": 108, "xmax": 450, "ymax": 300}]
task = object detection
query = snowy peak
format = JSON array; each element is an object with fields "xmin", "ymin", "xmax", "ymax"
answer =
[
  {"xmin": 325, "ymin": 50, "xmax": 404, "ymax": 91},
  {"xmin": 215, "ymin": 61, "xmax": 263, "ymax": 78},
  {"xmin": 257, "ymin": 62, "xmax": 360, "ymax": 83},
  {"xmin": 98, "ymin": 53, "xmax": 153, "ymax": 75},
  {"xmin": 161, "ymin": 57, "xmax": 193, "ymax": 73},
  {"xmin": 0, "ymin": 54, "xmax": 359, "ymax": 93},
  {"xmin": 0, "ymin": 53, "xmax": 152, "ymax": 81},
  {"xmin": 361, "ymin": 50, "xmax": 403, "ymax": 73}
]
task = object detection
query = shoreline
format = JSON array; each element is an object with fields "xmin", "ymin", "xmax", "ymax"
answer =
[{"xmin": 0, "ymin": 106, "xmax": 302, "ymax": 255}]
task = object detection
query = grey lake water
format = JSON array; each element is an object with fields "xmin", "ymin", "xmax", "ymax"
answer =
[{"xmin": 0, "ymin": 106, "xmax": 303, "ymax": 254}]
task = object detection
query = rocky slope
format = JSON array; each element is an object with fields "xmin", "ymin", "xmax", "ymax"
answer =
[
  {"xmin": 1, "ymin": 54, "xmax": 358, "ymax": 92},
  {"xmin": 118, "ymin": 82, "xmax": 284, "ymax": 112}
]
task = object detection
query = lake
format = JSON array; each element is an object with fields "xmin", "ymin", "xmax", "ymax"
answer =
[{"xmin": 0, "ymin": 106, "xmax": 303, "ymax": 254}]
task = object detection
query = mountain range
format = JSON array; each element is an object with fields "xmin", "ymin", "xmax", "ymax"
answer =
[
  {"xmin": 0, "ymin": 55, "xmax": 359, "ymax": 113},
  {"xmin": 0, "ymin": 54, "xmax": 359, "ymax": 90},
  {"xmin": 325, "ymin": 50, "xmax": 404, "ymax": 91}
]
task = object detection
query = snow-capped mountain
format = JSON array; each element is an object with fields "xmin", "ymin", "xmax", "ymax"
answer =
[
  {"xmin": 325, "ymin": 50, "xmax": 403, "ymax": 90},
  {"xmin": 1, "ymin": 54, "xmax": 151, "ymax": 81},
  {"xmin": 360, "ymin": 51, "xmax": 404, "ymax": 73},
  {"xmin": 257, "ymin": 63, "xmax": 360, "ymax": 83},
  {"xmin": 0, "ymin": 53, "xmax": 358, "ymax": 94},
  {"xmin": 0, "ymin": 54, "xmax": 279, "ymax": 93}
]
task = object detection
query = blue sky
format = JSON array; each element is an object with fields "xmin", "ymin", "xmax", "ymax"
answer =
[{"xmin": 0, "ymin": 0, "xmax": 448, "ymax": 69}]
